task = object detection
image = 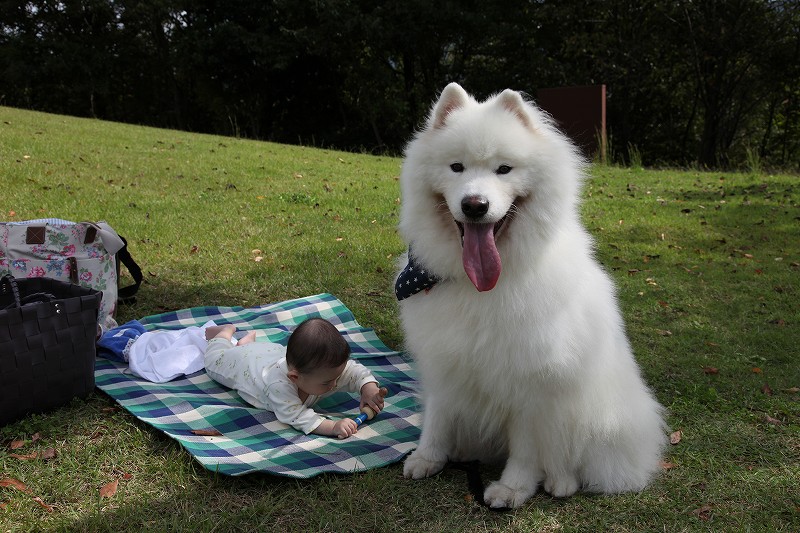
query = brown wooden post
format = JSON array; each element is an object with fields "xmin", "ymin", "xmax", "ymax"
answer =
[{"xmin": 536, "ymin": 85, "xmax": 607, "ymax": 163}]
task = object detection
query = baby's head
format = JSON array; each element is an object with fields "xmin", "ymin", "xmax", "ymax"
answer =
[{"xmin": 286, "ymin": 318, "xmax": 351, "ymax": 395}]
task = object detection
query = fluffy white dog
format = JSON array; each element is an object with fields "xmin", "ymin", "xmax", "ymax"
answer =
[{"xmin": 396, "ymin": 83, "xmax": 667, "ymax": 509}]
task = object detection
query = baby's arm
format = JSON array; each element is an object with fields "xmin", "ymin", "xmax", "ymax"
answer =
[
  {"xmin": 312, "ymin": 418, "xmax": 358, "ymax": 439},
  {"xmin": 267, "ymin": 379, "xmax": 359, "ymax": 439}
]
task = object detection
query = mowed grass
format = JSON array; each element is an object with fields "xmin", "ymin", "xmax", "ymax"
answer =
[{"xmin": 0, "ymin": 106, "xmax": 798, "ymax": 532}]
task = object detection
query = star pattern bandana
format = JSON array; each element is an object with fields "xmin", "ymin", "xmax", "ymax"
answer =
[{"xmin": 395, "ymin": 250, "xmax": 440, "ymax": 300}]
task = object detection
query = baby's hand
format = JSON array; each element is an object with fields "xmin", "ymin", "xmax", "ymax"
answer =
[
  {"xmin": 360, "ymin": 383, "xmax": 387, "ymax": 416},
  {"xmin": 333, "ymin": 418, "xmax": 358, "ymax": 439}
]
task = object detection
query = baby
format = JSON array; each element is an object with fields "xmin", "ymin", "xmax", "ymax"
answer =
[{"xmin": 204, "ymin": 317, "xmax": 385, "ymax": 439}]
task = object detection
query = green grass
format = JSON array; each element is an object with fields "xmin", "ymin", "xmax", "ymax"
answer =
[{"xmin": 1, "ymin": 106, "xmax": 798, "ymax": 532}]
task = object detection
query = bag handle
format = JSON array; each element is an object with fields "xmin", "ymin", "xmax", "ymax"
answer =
[
  {"xmin": 116, "ymin": 235, "xmax": 143, "ymax": 303},
  {"xmin": 0, "ymin": 274, "xmax": 57, "ymax": 310},
  {"xmin": 1, "ymin": 274, "xmax": 22, "ymax": 308}
]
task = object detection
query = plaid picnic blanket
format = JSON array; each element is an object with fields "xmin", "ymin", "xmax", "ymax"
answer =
[{"xmin": 94, "ymin": 293, "xmax": 421, "ymax": 478}]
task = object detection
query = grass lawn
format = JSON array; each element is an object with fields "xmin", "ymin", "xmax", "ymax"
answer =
[{"xmin": 1, "ymin": 106, "xmax": 798, "ymax": 532}]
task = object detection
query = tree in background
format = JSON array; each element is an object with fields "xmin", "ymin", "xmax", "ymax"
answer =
[{"xmin": 1, "ymin": 0, "xmax": 797, "ymax": 170}]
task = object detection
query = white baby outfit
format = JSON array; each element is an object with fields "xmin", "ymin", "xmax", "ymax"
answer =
[{"xmin": 204, "ymin": 338, "xmax": 376, "ymax": 434}]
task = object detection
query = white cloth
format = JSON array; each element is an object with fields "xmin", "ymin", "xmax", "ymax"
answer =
[
  {"xmin": 128, "ymin": 320, "xmax": 216, "ymax": 383},
  {"xmin": 203, "ymin": 338, "xmax": 377, "ymax": 434}
]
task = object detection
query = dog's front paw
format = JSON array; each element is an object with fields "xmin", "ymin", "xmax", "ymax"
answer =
[
  {"xmin": 544, "ymin": 474, "xmax": 579, "ymax": 498},
  {"xmin": 403, "ymin": 449, "xmax": 446, "ymax": 479},
  {"xmin": 484, "ymin": 480, "xmax": 537, "ymax": 509}
]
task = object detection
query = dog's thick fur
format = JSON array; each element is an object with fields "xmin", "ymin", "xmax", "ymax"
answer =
[{"xmin": 398, "ymin": 83, "xmax": 667, "ymax": 509}]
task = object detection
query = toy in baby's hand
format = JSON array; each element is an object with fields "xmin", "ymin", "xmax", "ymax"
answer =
[{"xmin": 354, "ymin": 387, "xmax": 389, "ymax": 427}]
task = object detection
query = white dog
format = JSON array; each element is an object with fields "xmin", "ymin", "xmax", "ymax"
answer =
[{"xmin": 396, "ymin": 83, "xmax": 667, "ymax": 509}]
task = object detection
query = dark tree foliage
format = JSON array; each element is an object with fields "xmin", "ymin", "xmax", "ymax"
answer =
[{"xmin": 1, "ymin": 0, "xmax": 798, "ymax": 169}]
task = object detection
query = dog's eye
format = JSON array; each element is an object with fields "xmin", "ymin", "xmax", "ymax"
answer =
[
  {"xmin": 450, "ymin": 163, "xmax": 464, "ymax": 173},
  {"xmin": 496, "ymin": 165, "xmax": 512, "ymax": 175}
]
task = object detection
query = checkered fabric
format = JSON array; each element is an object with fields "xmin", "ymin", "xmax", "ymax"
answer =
[{"xmin": 94, "ymin": 293, "xmax": 421, "ymax": 478}]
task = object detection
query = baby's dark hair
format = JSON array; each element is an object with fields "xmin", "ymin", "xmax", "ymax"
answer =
[{"xmin": 286, "ymin": 317, "xmax": 350, "ymax": 374}]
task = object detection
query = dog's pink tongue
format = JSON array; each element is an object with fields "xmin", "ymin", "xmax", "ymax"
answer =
[{"xmin": 462, "ymin": 222, "xmax": 501, "ymax": 291}]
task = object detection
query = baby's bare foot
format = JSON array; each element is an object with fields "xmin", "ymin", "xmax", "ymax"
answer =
[
  {"xmin": 205, "ymin": 324, "xmax": 237, "ymax": 341},
  {"xmin": 237, "ymin": 331, "xmax": 257, "ymax": 345}
]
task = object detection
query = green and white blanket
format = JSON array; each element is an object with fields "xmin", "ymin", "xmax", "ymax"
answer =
[{"xmin": 94, "ymin": 293, "xmax": 421, "ymax": 478}]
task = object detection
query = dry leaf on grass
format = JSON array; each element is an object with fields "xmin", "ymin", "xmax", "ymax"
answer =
[
  {"xmin": 41, "ymin": 447, "xmax": 57, "ymax": 460},
  {"xmin": 660, "ymin": 460, "xmax": 677, "ymax": 470},
  {"xmin": 99, "ymin": 479, "xmax": 119, "ymax": 498},
  {"xmin": 0, "ymin": 477, "xmax": 54, "ymax": 510},
  {"xmin": 692, "ymin": 504, "xmax": 713, "ymax": 520},
  {"xmin": 670, "ymin": 430, "xmax": 682, "ymax": 445},
  {"xmin": 9, "ymin": 440, "xmax": 25, "ymax": 450},
  {"xmin": 0, "ymin": 477, "xmax": 28, "ymax": 492},
  {"xmin": 9, "ymin": 452, "xmax": 38, "ymax": 460},
  {"xmin": 32, "ymin": 496, "xmax": 54, "ymax": 512}
]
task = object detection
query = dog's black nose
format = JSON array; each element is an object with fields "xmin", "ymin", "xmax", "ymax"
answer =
[{"xmin": 461, "ymin": 195, "xmax": 489, "ymax": 220}]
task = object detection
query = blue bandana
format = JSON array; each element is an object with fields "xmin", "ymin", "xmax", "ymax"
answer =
[{"xmin": 395, "ymin": 250, "xmax": 440, "ymax": 301}]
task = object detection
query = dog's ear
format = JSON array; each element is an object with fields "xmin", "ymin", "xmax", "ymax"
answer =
[
  {"xmin": 496, "ymin": 89, "xmax": 533, "ymax": 130},
  {"xmin": 431, "ymin": 83, "xmax": 469, "ymax": 129}
]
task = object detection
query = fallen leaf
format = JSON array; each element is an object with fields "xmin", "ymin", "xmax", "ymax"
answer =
[
  {"xmin": 656, "ymin": 329, "xmax": 672, "ymax": 336},
  {"xmin": 784, "ymin": 387, "xmax": 799, "ymax": 393},
  {"xmin": 670, "ymin": 430, "xmax": 682, "ymax": 445},
  {"xmin": 761, "ymin": 383, "xmax": 773, "ymax": 396},
  {"xmin": 691, "ymin": 504, "xmax": 713, "ymax": 521},
  {"xmin": 99, "ymin": 479, "xmax": 118, "ymax": 498},
  {"xmin": 32, "ymin": 496, "xmax": 54, "ymax": 512},
  {"xmin": 764, "ymin": 414, "xmax": 782, "ymax": 425},
  {"xmin": 751, "ymin": 367, "xmax": 763, "ymax": 374},
  {"xmin": 9, "ymin": 452, "xmax": 38, "ymax": 460},
  {"xmin": 0, "ymin": 478, "xmax": 28, "ymax": 492},
  {"xmin": 10, "ymin": 440, "xmax": 25, "ymax": 450},
  {"xmin": 31, "ymin": 433, "xmax": 41, "ymax": 442},
  {"xmin": 191, "ymin": 429, "xmax": 223, "ymax": 436},
  {"xmin": 122, "ymin": 472, "xmax": 133, "ymax": 480},
  {"xmin": 40, "ymin": 448, "xmax": 56, "ymax": 460},
  {"xmin": 660, "ymin": 460, "xmax": 677, "ymax": 470},
  {"xmin": 8, "ymin": 210, "xmax": 16, "ymax": 217},
  {"xmin": 703, "ymin": 367, "xmax": 719, "ymax": 375},
  {"xmin": 190, "ymin": 245, "xmax": 199, "ymax": 254}
]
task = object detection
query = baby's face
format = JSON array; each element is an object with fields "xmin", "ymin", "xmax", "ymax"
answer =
[{"xmin": 295, "ymin": 362, "xmax": 347, "ymax": 396}]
